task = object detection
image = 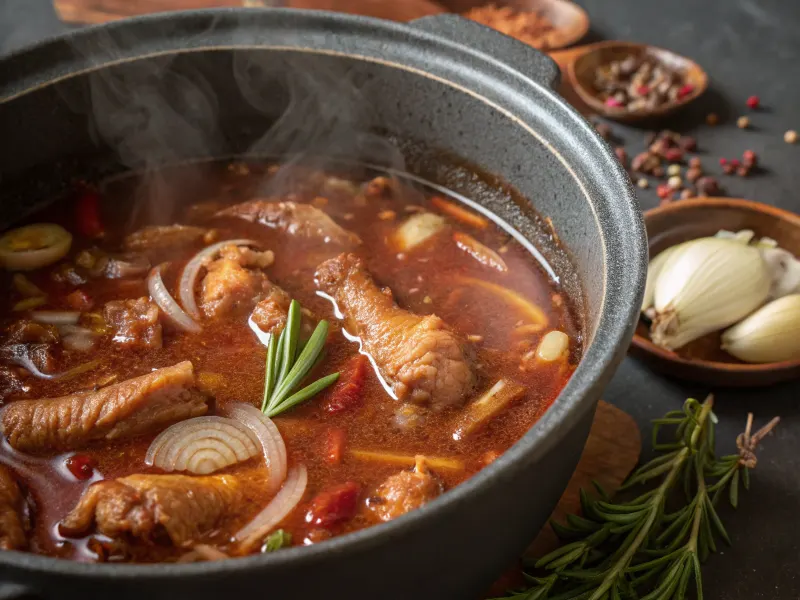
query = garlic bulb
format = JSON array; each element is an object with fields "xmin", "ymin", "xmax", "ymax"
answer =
[
  {"xmin": 641, "ymin": 244, "xmax": 683, "ymax": 313},
  {"xmin": 715, "ymin": 229, "xmax": 755, "ymax": 244},
  {"xmin": 651, "ymin": 238, "xmax": 771, "ymax": 350},
  {"xmin": 721, "ymin": 294, "xmax": 800, "ymax": 363}
]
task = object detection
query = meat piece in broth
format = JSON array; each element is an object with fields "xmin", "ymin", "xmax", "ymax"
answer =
[
  {"xmin": 1, "ymin": 361, "xmax": 209, "ymax": 453},
  {"xmin": 200, "ymin": 244, "xmax": 284, "ymax": 322},
  {"xmin": 316, "ymin": 253, "xmax": 475, "ymax": 409},
  {"xmin": 218, "ymin": 200, "xmax": 361, "ymax": 247},
  {"xmin": 59, "ymin": 474, "xmax": 239, "ymax": 547},
  {"xmin": 123, "ymin": 224, "xmax": 214, "ymax": 255},
  {"xmin": 0, "ymin": 465, "xmax": 29, "ymax": 550},
  {"xmin": 104, "ymin": 297, "xmax": 162, "ymax": 349},
  {"xmin": 250, "ymin": 286, "xmax": 292, "ymax": 335},
  {"xmin": 366, "ymin": 456, "xmax": 442, "ymax": 522}
]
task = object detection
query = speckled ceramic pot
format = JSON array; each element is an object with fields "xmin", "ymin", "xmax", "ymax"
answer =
[{"xmin": 0, "ymin": 9, "xmax": 645, "ymax": 600}]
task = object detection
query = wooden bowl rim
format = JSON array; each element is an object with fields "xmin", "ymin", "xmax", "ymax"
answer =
[
  {"xmin": 566, "ymin": 40, "xmax": 708, "ymax": 121},
  {"xmin": 533, "ymin": 0, "xmax": 591, "ymax": 50},
  {"xmin": 631, "ymin": 197, "xmax": 800, "ymax": 376}
]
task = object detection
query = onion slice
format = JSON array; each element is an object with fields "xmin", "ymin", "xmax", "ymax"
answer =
[
  {"xmin": 226, "ymin": 403, "xmax": 288, "ymax": 495},
  {"xmin": 234, "ymin": 464, "xmax": 307, "ymax": 554},
  {"xmin": 30, "ymin": 311, "xmax": 81, "ymax": 326},
  {"xmin": 145, "ymin": 416, "xmax": 260, "ymax": 475},
  {"xmin": 178, "ymin": 239, "xmax": 258, "ymax": 319},
  {"xmin": 148, "ymin": 264, "xmax": 201, "ymax": 333}
]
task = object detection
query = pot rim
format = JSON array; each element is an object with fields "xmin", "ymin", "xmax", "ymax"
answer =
[{"xmin": 0, "ymin": 7, "xmax": 646, "ymax": 580}]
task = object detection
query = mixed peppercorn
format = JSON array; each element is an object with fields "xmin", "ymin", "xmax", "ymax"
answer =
[{"xmin": 592, "ymin": 53, "xmax": 694, "ymax": 113}]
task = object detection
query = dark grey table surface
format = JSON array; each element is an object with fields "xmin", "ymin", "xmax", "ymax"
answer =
[{"xmin": 0, "ymin": 0, "xmax": 798, "ymax": 598}]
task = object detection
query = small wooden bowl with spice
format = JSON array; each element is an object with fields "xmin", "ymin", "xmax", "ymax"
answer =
[
  {"xmin": 567, "ymin": 41, "xmax": 708, "ymax": 123},
  {"xmin": 630, "ymin": 198, "xmax": 800, "ymax": 387},
  {"xmin": 443, "ymin": 0, "xmax": 590, "ymax": 50}
]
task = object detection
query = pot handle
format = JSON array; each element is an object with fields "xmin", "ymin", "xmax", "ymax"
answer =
[
  {"xmin": 408, "ymin": 14, "xmax": 560, "ymax": 90},
  {"xmin": 0, "ymin": 583, "xmax": 35, "ymax": 600}
]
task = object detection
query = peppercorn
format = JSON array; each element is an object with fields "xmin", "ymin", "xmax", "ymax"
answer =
[
  {"xmin": 637, "ymin": 178, "xmax": 649, "ymax": 189},
  {"xmin": 785, "ymin": 130, "xmax": 798, "ymax": 144},
  {"xmin": 706, "ymin": 113, "xmax": 719, "ymax": 125},
  {"xmin": 614, "ymin": 147, "xmax": 628, "ymax": 167},
  {"xmin": 686, "ymin": 167, "xmax": 703, "ymax": 183},
  {"xmin": 667, "ymin": 175, "xmax": 682, "ymax": 189},
  {"xmin": 722, "ymin": 163, "xmax": 736, "ymax": 175},
  {"xmin": 680, "ymin": 189, "xmax": 696, "ymax": 200},
  {"xmin": 737, "ymin": 116, "xmax": 750, "ymax": 129},
  {"xmin": 746, "ymin": 95, "xmax": 760, "ymax": 109},
  {"xmin": 656, "ymin": 183, "xmax": 672, "ymax": 199},
  {"xmin": 737, "ymin": 166, "xmax": 751, "ymax": 177},
  {"xmin": 730, "ymin": 159, "xmax": 741, "ymax": 168},
  {"xmin": 678, "ymin": 136, "xmax": 697, "ymax": 152},
  {"xmin": 742, "ymin": 150, "xmax": 758, "ymax": 167},
  {"xmin": 719, "ymin": 157, "xmax": 728, "ymax": 166},
  {"xmin": 650, "ymin": 139, "xmax": 671, "ymax": 158},
  {"xmin": 688, "ymin": 157, "xmax": 702, "ymax": 169},
  {"xmin": 696, "ymin": 176, "xmax": 722, "ymax": 197},
  {"xmin": 652, "ymin": 166, "xmax": 665, "ymax": 178},
  {"xmin": 665, "ymin": 148, "xmax": 683, "ymax": 163},
  {"xmin": 667, "ymin": 164, "xmax": 681, "ymax": 176}
]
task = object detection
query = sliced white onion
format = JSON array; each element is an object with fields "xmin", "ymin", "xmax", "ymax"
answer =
[
  {"xmin": 62, "ymin": 332, "xmax": 98, "ymax": 352},
  {"xmin": 226, "ymin": 403, "xmax": 287, "ymax": 495},
  {"xmin": 145, "ymin": 416, "xmax": 260, "ymax": 475},
  {"xmin": 179, "ymin": 239, "xmax": 258, "ymax": 319},
  {"xmin": 147, "ymin": 264, "xmax": 201, "ymax": 334},
  {"xmin": 31, "ymin": 311, "xmax": 81, "ymax": 325},
  {"xmin": 234, "ymin": 464, "xmax": 307, "ymax": 553}
]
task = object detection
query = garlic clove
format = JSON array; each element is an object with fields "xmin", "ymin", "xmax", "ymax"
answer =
[
  {"xmin": 651, "ymin": 238, "xmax": 771, "ymax": 350},
  {"xmin": 760, "ymin": 247, "xmax": 800, "ymax": 299},
  {"xmin": 641, "ymin": 244, "xmax": 683, "ymax": 313},
  {"xmin": 721, "ymin": 294, "xmax": 800, "ymax": 363}
]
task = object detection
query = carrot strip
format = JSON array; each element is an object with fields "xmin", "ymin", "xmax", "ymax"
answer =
[
  {"xmin": 452, "ymin": 380, "xmax": 526, "ymax": 440},
  {"xmin": 456, "ymin": 276, "xmax": 548, "ymax": 326},
  {"xmin": 324, "ymin": 428, "xmax": 347, "ymax": 465},
  {"xmin": 431, "ymin": 196, "xmax": 489, "ymax": 229},
  {"xmin": 350, "ymin": 449, "xmax": 464, "ymax": 472}
]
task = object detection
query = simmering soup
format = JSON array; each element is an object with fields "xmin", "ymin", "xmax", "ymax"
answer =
[{"xmin": 0, "ymin": 161, "xmax": 580, "ymax": 562}]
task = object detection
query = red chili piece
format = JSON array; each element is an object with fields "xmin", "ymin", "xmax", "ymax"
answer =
[
  {"xmin": 746, "ymin": 95, "xmax": 760, "ymax": 109},
  {"xmin": 677, "ymin": 84, "xmax": 695, "ymax": 99},
  {"xmin": 604, "ymin": 97, "xmax": 623, "ymax": 108},
  {"xmin": 75, "ymin": 186, "xmax": 104, "ymax": 239},
  {"xmin": 65, "ymin": 289, "xmax": 94, "ymax": 311},
  {"xmin": 305, "ymin": 482, "xmax": 361, "ymax": 528},
  {"xmin": 323, "ymin": 428, "xmax": 347, "ymax": 465},
  {"xmin": 323, "ymin": 355, "xmax": 368, "ymax": 414},
  {"xmin": 66, "ymin": 454, "xmax": 96, "ymax": 481}
]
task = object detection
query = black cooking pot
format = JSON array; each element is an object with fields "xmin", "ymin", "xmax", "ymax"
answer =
[{"xmin": 0, "ymin": 9, "xmax": 645, "ymax": 600}]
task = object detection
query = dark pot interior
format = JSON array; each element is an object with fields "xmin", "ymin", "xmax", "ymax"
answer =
[{"xmin": 0, "ymin": 9, "xmax": 645, "ymax": 600}]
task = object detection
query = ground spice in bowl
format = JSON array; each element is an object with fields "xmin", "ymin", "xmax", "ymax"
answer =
[{"xmin": 463, "ymin": 3, "xmax": 556, "ymax": 49}]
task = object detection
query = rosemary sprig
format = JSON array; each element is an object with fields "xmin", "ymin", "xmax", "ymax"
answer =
[
  {"xmin": 260, "ymin": 299, "xmax": 340, "ymax": 418},
  {"xmin": 495, "ymin": 395, "xmax": 779, "ymax": 600}
]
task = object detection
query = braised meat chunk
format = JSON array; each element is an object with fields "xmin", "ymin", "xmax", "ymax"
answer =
[
  {"xmin": 218, "ymin": 200, "xmax": 361, "ymax": 247},
  {"xmin": 0, "ymin": 465, "xmax": 29, "ymax": 550},
  {"xmin": 60, "ymin": 474, "xmax": 239, "ymax": 546},
  {"xmin": 316, "ymin": 253, "xmax": 475, "ymax": 409},
  {"xmin": 123, "ymin": 224, "xmax": 215, "ymax": 255},
  {"xmin": 1, "ymin": 361, "xmax": 209, "ymax": 453},
  {"xmin": 250, "ymin": 287, "xmax": 292, "ymax": 335},
  {"xmin": 200, "ymin": 244, "xmax": 281, "ymax": 321},
  {"xmin": 104, "ymin": 297, "xmax": 162, "ymax": 349},
  {"xmin": 366, "ymin": 456, "xmax": 442, "ymax": 522}
]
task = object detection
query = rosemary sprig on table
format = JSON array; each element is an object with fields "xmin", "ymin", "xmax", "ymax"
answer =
[
  {"xmin": 495, "ymin": 396, "xmax": 779, "ymax": 600},
  {"xmin": 260, "ymin": 299, "xmax": 340, "ymax": 418}
]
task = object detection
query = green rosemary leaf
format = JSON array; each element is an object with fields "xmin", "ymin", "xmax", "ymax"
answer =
[
  {"xmin": 742, "ymin": 466, "xmax": 750, "ymax": 490},
  {"xmin": 692, "ymin": 553, "xmax": 704, "ymax": 600},
  {"xmin": 270, "ymin": 372, "xmax": 340, "ymax": 416},
  {"xmin": 704, "ymin": 496, "xmax": 731, "ymax": 545},
  {"xmin": 269, "ymin": 319, "xmax": 329, "ymax": 409},
  {"xmin": 544, "ymin": 545, "xmax": 588, "ymax": 570},
  {"xmin": 261, "ymin": 331, "xmax": 280, "ymax": 412},
  {"xmin": 729, "ymin": 468, "xmax": 740, "ymax": 508},
  {"xmin": 276, "ymin": 299, "xmax": 301, "ymax": 388}
]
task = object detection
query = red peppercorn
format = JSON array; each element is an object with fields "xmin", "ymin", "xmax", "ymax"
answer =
[
  {"xmin": 723, "ymin": 163, "xmax": 736, "ymax": 175},
  {"xmin": 636, "ymin": 85, "xmax": 650, "ymax": 96},
  {"xmin": 719, "ymin": 158, "xmax": 728, "ymax": 166},
  {"xmin": 678, "ymin": 136, "xmax": 697, "ymax": 152},
  {"xmin": 737, "ymin": 166, "xmax": 751, "ymax": 177},
  {"xmin": 605, "ymin": 97, "xmax": 623, "ymax": 108},
  {"xmin": 688, "ymin": 157, "xmax": 702, "ymax": 169},
  {"xmin": 677, "ymin": 84, "xmax": 695, "ymax": 99},
  {"xmin": 66, "ymin": 454, "xmax": 96, "ymax": 481},
  {"xmin": 730, "ymin": 159, "xmax": 741, "ymax": 168},
  {"xmin": 665, "ymin": 148, "xmax": 683, "ymax": 163},
  {"xmin": 746, "ymin": 95, "xmax": 760, "ymax": 109},
  {"xmin": 742, "ymin": 150, "xmax": 758, "ymax": 167},
  {"xmin": 656, "ymin": 183, "xmax": 672, "ymax": 199}
]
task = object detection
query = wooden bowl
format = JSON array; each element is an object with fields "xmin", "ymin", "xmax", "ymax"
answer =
[
  {"xmin": 630, "ymin": 198, "xmax": 800, "ymax": 387},
  {"xmin": 444, "ymin": 0, "xmax": 589, "ymax": 50},
  {"xmin": 286, "ymin": 0, "xmax": 447, "ymax": 21},
  {"xmin": 567, "ymin": 41, "xmax": 708, "ymax": 123}
]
